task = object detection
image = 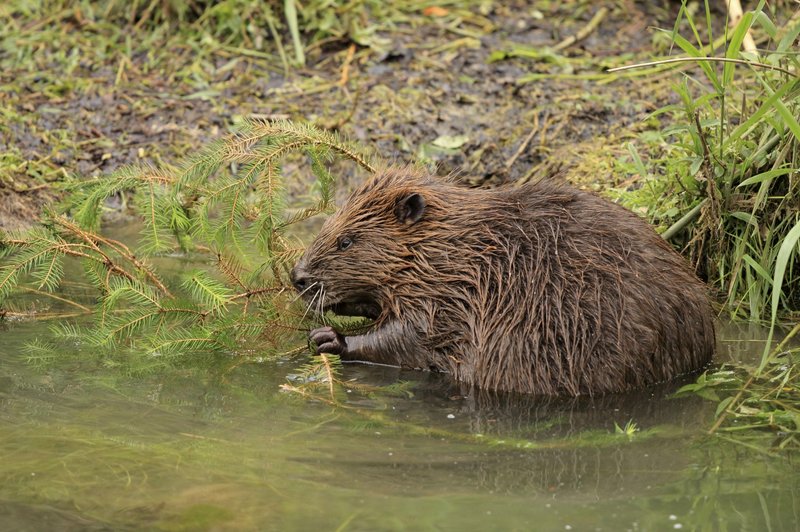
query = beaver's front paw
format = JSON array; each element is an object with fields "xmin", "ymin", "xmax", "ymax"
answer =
[{"xmin": 309, "ymin": 326, "xmax": 347, "ymax": 355}]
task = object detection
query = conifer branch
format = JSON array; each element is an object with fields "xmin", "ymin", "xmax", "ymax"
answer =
[
  {"xmin": 162, "ymin": 307, "xmax": 209, "ymax": 318},
  {"xmin": 104, "ymin": 310, "xmax": 160, "ymax": 342},
  {"xmin": 230, "ymin": 285, "xmax": 284, "ymax": 302},
  {"xmin": 216, "ymin": 253, "xmax": 248, "ymax": 291},
  {"xmin": 248, "ymin": 119, "xmax": 375, "ymax": 173},
  {"xmin": 36, "ymin": 252, "xmax": 61, "ymax": 291},
  {"xmin": 52, "ymin": 216, "xmax": 171, "ymax": 296},
  {"xmin": 5, "ymin": 118, "xmax": 375, "ymax": 368},
  {"xmin": 148, "ymin": 335, "xmax": 219, "ymax": 355}
]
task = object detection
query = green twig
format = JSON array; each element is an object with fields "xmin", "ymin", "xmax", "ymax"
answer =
[{"xmin": 662, "ymin": 201, "xmax": 705, "ymax": 241}]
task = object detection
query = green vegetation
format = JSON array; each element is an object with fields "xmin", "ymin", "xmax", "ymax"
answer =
[
  {"xmin": 612, "ymin": 2, "xmax": 800, "ymax": 450},
  {"xmin": 2, "ymin": 0, "xmax": 456, "ymax": 71},
  {"xmin": 0, "ymin": 0, "xmax": 491, "ymax": 208},
  {"xmin": 1, "ymin": 120, "xmax": 372, "ymax": 372},
  {"xmin": 616, "ymin": 2, "xmax": 800, "ymax": 323}
]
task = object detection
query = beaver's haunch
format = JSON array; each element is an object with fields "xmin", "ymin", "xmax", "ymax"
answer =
[{"xmin": 291, "ymin": 168, "xmax": 715, "ymax": 396}]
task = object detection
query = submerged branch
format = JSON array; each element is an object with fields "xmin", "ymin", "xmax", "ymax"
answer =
[
  {"xmin": 53, "ymin": 216, "xmax": 172, "ymax": 296},
  {"xmin": 17, "ymin": 287, "xmax": 92, "ymax": 313}
]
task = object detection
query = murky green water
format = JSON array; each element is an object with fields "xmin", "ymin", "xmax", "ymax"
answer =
[{"xmin": 1, "ymin": 317, "xmax": 798, "ymax": 531}]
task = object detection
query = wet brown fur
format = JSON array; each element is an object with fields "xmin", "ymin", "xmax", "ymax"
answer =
[{"xmin": 294, "ymin": 167, "xmax": 715, "ymax": 396}]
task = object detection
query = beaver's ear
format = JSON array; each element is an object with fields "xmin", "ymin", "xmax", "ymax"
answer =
[{"xmin": 394, "ymin": 193, "xmax": 426, "ymax": 225}]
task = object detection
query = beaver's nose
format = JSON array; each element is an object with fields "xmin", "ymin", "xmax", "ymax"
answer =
[{"xmin": 290, "ymin": 266, "xmax": 309, "ymax": 292}]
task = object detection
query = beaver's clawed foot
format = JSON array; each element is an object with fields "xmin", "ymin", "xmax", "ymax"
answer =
[{"xmin": 310, "ymin": 326, "xmax": 347, "ymax": 356}]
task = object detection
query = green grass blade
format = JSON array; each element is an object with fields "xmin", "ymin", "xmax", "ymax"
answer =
[
  {"xmin": 666, "ymin": 31, "xmax": 721, "ymax": 91},
  {"xmin": 762, "ymin": 218, "xmax": 800, "ymax": 370},
  {"xmin": 753, "ymin": 11, "xmax": 777, "ymax": 39},
  {"xmin": 777, "ymin": 20, "xmax": 800, "ymax": 52},
  {"xmin": 737, "ymin": 168, "xmax": 794, "ymax": 187},
  {"xmin": 724, "ymin": 11, "xmax": 754, "ymax": 85},
  {"xmin": 741, "ymin": 253, "xmax": 773, "ymax": 285},
  {"xmin": 284, "ymin": 0, "xmax": 305, "ymax": 66},
  {"xmin": 724, "ymin": 80, "xmax": 794, "ymax": 147},
  {"xmin": 771, "ymin": 97, "xmax": 800, "ymax": 142}
]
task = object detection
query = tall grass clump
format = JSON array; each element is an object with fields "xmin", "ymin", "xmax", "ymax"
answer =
[
  {"xmin": 625, "ymin": 3, "xmax": 799, "ymax": 323},
  {"xmin": 617, "ymin": 1, "xmax": 800, "ymax": 450}
]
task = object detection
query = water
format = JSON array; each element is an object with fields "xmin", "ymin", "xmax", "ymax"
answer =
[{"xmin": 1, "ymin": 318, "xmax": 798, "ymax": 531}]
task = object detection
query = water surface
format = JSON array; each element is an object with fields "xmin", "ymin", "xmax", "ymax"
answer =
[{"xmin": 1, "ymin": 319, "xmax": 798, "ymax": 531}]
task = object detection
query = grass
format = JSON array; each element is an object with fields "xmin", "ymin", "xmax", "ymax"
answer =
[
  {"xmin": 0, "ymin": 0, "xmax": 498, "ymax": 228},
  {"xmin": 615, "ymin": 3, "xmax": 800, "ymax": 323},
  {"xmin": 610, "ymin": 1, "xmax": 800, "ymax": 450}
]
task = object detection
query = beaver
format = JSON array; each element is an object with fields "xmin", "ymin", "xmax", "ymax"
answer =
[{"xmin": 291, "ymin": 167, "xmax": 715, "ymax": 396}]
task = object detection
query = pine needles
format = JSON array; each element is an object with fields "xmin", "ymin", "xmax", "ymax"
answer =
[{"xmin": 0, "ymin": 119, "xmax": 373, "ymax": 369}]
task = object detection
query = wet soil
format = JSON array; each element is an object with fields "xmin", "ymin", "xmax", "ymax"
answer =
[{"xmin": 0, "ymin": 1, "xmax": 749, "ymax": 229}]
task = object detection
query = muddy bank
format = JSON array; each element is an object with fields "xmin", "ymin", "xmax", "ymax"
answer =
[{"xmin": 0, "ymin": 1, "xmax": 753, "ymax": 229}]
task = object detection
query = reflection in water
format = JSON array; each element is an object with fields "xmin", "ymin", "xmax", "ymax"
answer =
[
  {"xmin": 0, "ymin": 500, "xmax": 115, "ymax": 532},
  {"xmin": 716, "ymin": 320, "xmax": 798, "ymax": 365},
  {"xmin": 0, "ymin": 321, "xmax": 798, "ymax": 530},
  {"xmin": 299, "ymin": 367, "xmax": 708, "ymax": 498}
]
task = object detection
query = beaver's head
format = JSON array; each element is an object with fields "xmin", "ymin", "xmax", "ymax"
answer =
[{"xmin": 291, "ymin": 168, "xmax": 438, "ymax": 320}]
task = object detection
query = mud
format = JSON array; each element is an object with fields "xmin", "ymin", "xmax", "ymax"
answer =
[{"xmin": 0, "ymin": 1, "xmax": 742, "ymax": 229}]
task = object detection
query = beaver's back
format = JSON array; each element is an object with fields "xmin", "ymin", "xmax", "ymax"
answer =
[{"xmin": 428, "ymin": 179, "xmax": 715, "ymax": 395}]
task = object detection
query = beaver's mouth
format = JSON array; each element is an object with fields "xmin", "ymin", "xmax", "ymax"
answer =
[{"xmin": 325, "ymin": 298, "xmax": 381, "ymax": 320}]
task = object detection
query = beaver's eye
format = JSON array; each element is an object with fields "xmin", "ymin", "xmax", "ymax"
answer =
[{"xmin": 337, "ymin": 236, "xmax": 353, "ymax": 251}]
